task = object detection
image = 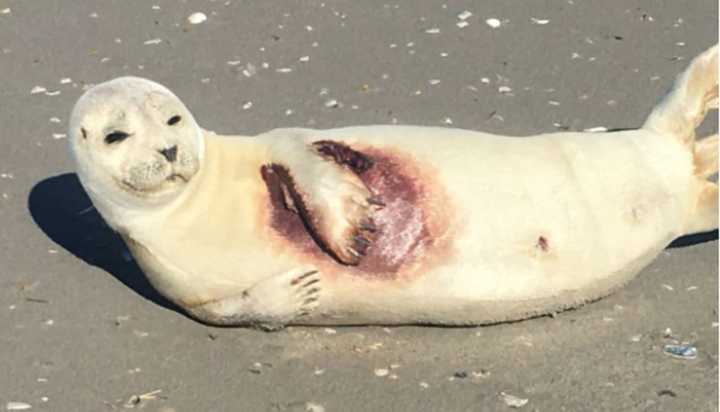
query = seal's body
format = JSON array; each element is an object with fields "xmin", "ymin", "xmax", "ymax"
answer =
[{"xmin": 70, "ymin": 46, "xmax": 718, "ymax": 329}]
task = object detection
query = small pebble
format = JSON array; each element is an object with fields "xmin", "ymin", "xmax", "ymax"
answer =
[
  {"xmin": 429, "ymin": 79, "xmax": 441, "ymax": 85},
  {"xmin": 500, "ymin": 393, "xmax": 528, "ymax": 408},
  {"xmin": 242, "ymin": 63, "xmax": 257, "ymax": 77},
  {"xmin": 486, "ymin": 18, "xmax": 502, "ymax": 28},
  {"xmin": 498, "ymin": 86, "xmax": 512, "ymax": 94},
  {"xmin": 299, "ymin": 56, "xmax": 310, "ymax": 62},
  {"xmin": 52, "ymin": 133, "xmax": 67, "ymax": 140},
  {"xmin": 531, "ymin": 18, "xmax": 550, "ymax": 25},
  {"xmin": 144, "ymin": 39, "xmax": 162, "ymax": 45},
  {"xmin": 323, "ymin": 328, "xmax": 337, "ymax": 335},
  {"xmin": 374, "ymin": 368, "xmax": 389, "ymax": 377},
  {"xmin": 458, "ymin": 11, "xmax": 472, "ymax": 20},
  {"xmin": 0, "ymin": 8, "xmax": 10, "ymax": 14},
  {"xmin": 276, "ymin": 67, "xmax": 293, "ymax": 73},
  {"xmin": 457, "ymin": 21, "xmax": 469, "ymax": 28},
  {"xmin": 419, "ymin": 381, "xmax": 429, "ymax": 388},
  {"xmin": 242, "ymin": 101, "xmax": 253, "ymax": 110},
  {"xmin": 661, "ymin": 284, "xmax": 674, "ymax": 291},
  {"xmin": 472, "ymin": 369, "xmax": 491, "ymax": 378},
  {"xmin": 630, "ymin": 334, "xmax": 642, "ymax": 342},
  {"xmin": 187, "ymin": 12, "xmax": 207, "ymax": 25},
  {"xmin": 59, "ymin": 78, "xmax": 72, "ymax": 84},
  {"xmin": 6, "ymin": 403, "xmax": 32, "ymax": 411},
  {"xmin": 30, "ymin": 86, "xmax": 47, "ymax": 95},
  {"xmin": 424, "ymin": 28, "xmax": 441, "ymax": 34},
  {"xmin": 583, "ymin": 126, "xmax": 608, "ymax": 133},
  {"xmin": 305, "ymin": 403, "xmax": 325, "ymax": 412}
]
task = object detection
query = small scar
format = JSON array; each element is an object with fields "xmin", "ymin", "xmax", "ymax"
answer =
[{"xmin": 536, "ymin": 236, "xmax": 549, "ymax": 252}]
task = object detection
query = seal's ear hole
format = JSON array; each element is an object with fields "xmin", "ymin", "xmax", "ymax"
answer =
[
  {"xmin": 167, "ymin": 115, "xmax": 182, "ymax": 126},
  {"xmin": 104, "ymin": 131, "xmax": 130, "ymax": 145},
  {"xmin": 81, "ymin": 128, "xmax": 88, "ymax": 139}
]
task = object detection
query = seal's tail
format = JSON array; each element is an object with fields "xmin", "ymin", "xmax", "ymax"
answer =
[{"xmin": 645, "ymin": 45, "xmax": 719, "ymax": 235}]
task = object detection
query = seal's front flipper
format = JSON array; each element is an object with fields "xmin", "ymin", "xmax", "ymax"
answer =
[
  {"xmin": 267, "ymin": 137, "xmax": 380, "ymax": 265},
  {"xmin": 187, "ymin": 268, "xmax": 321, "ymax": 330}
]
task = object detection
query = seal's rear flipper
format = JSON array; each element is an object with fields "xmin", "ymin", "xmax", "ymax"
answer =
[
  {"xmin": 643, "ymin": 44, "xmax": 718, "ymax": 146},
  {"xmin": 685, "ymin": 133, "xmax": 718, "ymax": 234},
  {"xmin": 643, "ymin": 45, "xmax": 719, "ymax": 235},
  {"xmin": 685, "ymin": 181, "xmax": 718, "ymax": 235},
  {"xmin": 694, "ymin": 134, "xmax": 718, "ymax": 179}
]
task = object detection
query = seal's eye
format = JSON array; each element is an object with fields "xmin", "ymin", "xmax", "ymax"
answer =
[
  {"xmin": 81, "ymin": 128, "xmax": 88, "ymax": 139},
  {"xmin": 167, "ymin": 115, "xmax": 182, "ymax": 126},
  {"xmin": 104, "ymin": 131, "xmax": 130, "ymax": 145}
]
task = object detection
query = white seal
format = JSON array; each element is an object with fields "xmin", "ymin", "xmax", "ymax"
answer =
[{"xmin": 69, "ymin": 45, "xmax": 718, "ymax": 329}]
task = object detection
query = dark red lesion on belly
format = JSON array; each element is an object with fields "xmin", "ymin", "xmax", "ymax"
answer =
[{"xmin": 260, "ymin": 140, "xmax": 453, "ymax": 279}]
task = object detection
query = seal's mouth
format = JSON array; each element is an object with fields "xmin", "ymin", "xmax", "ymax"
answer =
[
  {"xmin": 116, "ymin": 171, "xmax": 192, "ymax": 197},
  {"xmin": 166, "ymin": 173, "xmax": 188, "ymax": 183}
]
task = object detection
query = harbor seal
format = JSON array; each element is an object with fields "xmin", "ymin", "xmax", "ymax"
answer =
[{"xmin": 69, "ymin": 45, "xmax": 718, "ymax": 329}]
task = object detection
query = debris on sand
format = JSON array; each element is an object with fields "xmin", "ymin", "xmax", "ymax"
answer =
[
  {"xmin": 486, "ymin": 18, "xmax": 502, "ymax": 28},
  {"xmin": 500, "ymin": 392, "xmax": 528, "ymax": 408},
  {"xmin": 187, "ymin": 12, "xmax": 207, "ymax": 25},
  {"xmin": 458, "ymin": 11, "xmax": 473, "ymax": 21},
  {"xmin": 374, "ymin": 368, "xmax": 389, "ymax": 377},
  {"xmin": 123, "ymin": 389, "xmax": 162, "ymax": 408},
  {"xmin": 305, "ymin": 402, "xmax": 325, "ymax": 412},
  {"xmin": 6, "ymin": 402, "xmax": 32, "ymax": 411},
  {"xmin": 663, "ymin": 344, "xmax": 697, "ymax": 360}
]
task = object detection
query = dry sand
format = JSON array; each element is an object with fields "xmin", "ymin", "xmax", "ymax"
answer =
[{"xmin": 0, "ymin": 1, "xmax": 717, "ymax": 410}]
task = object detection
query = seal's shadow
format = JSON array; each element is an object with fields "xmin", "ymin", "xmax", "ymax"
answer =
[
  {"xmin": 28, "ymin": 173, "xmax": 179, "ymax": 313},
  {"xmin": 28, "ymin": 173, "xmax": 717, "ymax": 317}
]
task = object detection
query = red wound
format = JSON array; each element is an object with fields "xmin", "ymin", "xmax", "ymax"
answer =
[{"xmin": 261, "ymin": 141, "xmax": 453, "ymax": 279}]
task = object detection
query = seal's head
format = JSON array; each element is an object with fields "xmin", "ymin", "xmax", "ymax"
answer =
[{"xmin": 69, "ymin": 77, "xmax": 203, "ymax": 226}]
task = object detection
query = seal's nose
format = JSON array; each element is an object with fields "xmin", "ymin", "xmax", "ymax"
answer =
[{"xmin": 159, "ymin": 145, "xmax": 178, "ymax": 162}]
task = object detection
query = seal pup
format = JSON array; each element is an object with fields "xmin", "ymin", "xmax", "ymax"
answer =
[{"xmin": 69, "ymin": 45, "xmax": 718, "ymax": 329}]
